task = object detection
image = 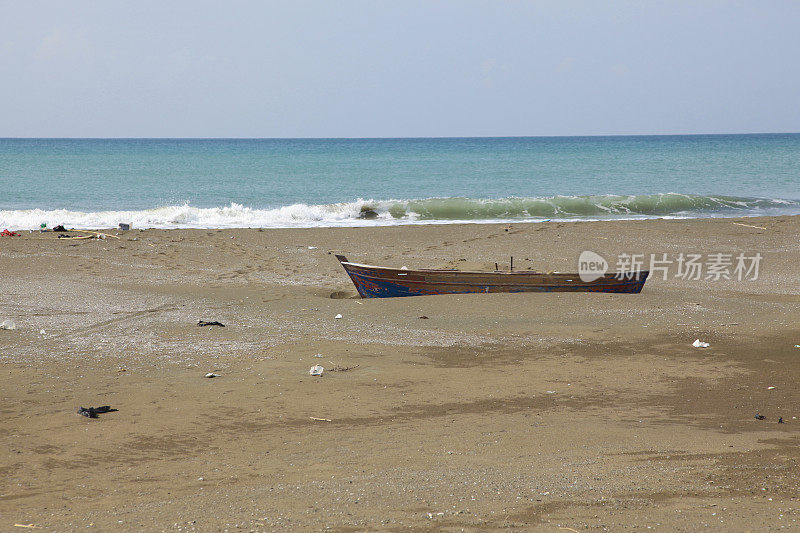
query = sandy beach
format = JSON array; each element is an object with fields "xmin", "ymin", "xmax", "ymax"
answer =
[{"xmin": 2, "ymin": 216, "xmax": 800, "ymax": 531}]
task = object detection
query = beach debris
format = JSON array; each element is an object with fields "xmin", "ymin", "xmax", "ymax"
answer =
[
  {"xmin": 309, "ymin": 365, "xmax": 324, "ymax": 376},
  {"xmin": 1, "ymin": 229, "xmax": 20, "ymax": 237},
  {"xmin": 307, "ymin": 246, "xmax": 317, "ymax": 250},
  {"xmin": 419, "ymin": 315, "xmax": 429, "ymax": 319},
  {"xmin": 768, "ymin": 386, "xmax": 776, "ymax": 390},
  {"xmin": 119, "ymin": 223, "xmax": 131, "ymax": 231},
  {"xmin": 779, "ymin": 417, "xmax": 784, "ymax": 424},
  {"xmin": 1, "ymin": 319, "xmax": 17, "ymax": 330},
  {"xmin": 329, "ymin": 364, "xmax": 360, "ymax": 372},
  {"xmin": 198, "ymin": 320, "xmax": 225, "ymax": 327},
  {"xmin": 39, "ymin": 329, "xmax": 45, "ymax": 335},
  {"xmin": 204, "ymin": 372, "xmax": 220, "ymax": 378},
  {"xmin": 754, "ymin": 413, "xmax": 766, "ymax": 420},
  {"xmin": 400, "ymin": 265, "xmax": 408, "ymax": 270},
  {"xmin": 309, "ymin": 416, "xmax": 332, "ymax": 422},
  {"xmin": 313, "ymin": 353, "xmax": 324, "ymax": 358},
  {"xmin": 13, "ymin": 524, "xmax": 40, "ymax": 529},
  {"xmin": 334, "ymin": 313, "xmax": 342, "ymax": 319},
  {"xmin": 794, "ymin": 345, "xmax": 800, "ymax": 348},
  {"xmin": 77, "ymin": 406, "xmax": 117, "ymax": 418},
  {"xmin": 57, "ymin": 232, "xmax": 118, "ymax": 241},
  {"xmin": 692, "ymin": 339, "xmax": 710, "ymax": 348},
  {"xmin": 52, "ymin": 224, "xmax": 67, "ymax": 232},
  {"xmin": 86, "ymin": 230, "xmax": 120, "ymax": 240}
]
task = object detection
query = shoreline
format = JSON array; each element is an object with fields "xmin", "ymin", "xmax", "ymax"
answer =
[
  {"xmin": 4, "ymin": 211, "xmax": 798, "ymax": 232},
  {"xmin": 3, "ymin": 194, "xmax": 800, "ymax": 232},
  {"xmin": 2, "ymin": 215, "xmax": 800, "ymax": 530}
]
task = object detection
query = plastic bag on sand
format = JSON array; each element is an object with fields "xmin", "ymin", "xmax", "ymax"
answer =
[
  {"xmin": 309, "ymin": 365, "xmax": 324, "ymax": 376},
  {"xmin": 692, "ymin": 339, "xmax": 710, "ymax": 348},
  {"xmin": 0, "ymin": 319, "xmax": 16, "ymax": 330}
]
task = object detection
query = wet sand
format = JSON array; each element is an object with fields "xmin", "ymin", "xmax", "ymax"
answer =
[{"xmin": 2, "ymin": 216, "xmax": 800, "ymax": 531}]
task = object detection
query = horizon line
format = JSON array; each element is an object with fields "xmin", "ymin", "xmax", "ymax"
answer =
[{"xmin": 1, "ymin": 131, "xmax": 799, "ymax": 141}]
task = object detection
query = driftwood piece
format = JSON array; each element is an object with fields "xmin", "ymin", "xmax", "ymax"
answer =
[{"xmin": 733, "ymin": 222, "xmax": 767, "ymax": 230}]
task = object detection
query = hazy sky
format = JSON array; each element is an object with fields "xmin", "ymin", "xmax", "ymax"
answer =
[{"xmin": 2, "ymin": 1, "xmax": 799, "ymax": 137}]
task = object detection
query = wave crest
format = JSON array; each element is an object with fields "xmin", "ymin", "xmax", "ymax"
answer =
[{"xmin": 1, "ymin": 194, "xmax": 797, "ymax": 230}]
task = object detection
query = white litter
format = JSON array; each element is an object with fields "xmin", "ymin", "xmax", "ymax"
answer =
[
  {"xmin": 39, "ymin": 329, "xmax": 46, "ymax": 335},
  {"xmin": 768, "ymin": 386, "xmax": 776, "ymax": 390},
  {"xmin": 692, "ymin": 339, "xmax": 710, "ymax": 348},
  {"xmin": 0, "ymin": 319, "xmax": 16, "ymax": 330},
  {"xmin": 309, "ymin": 365, "xmax": 324, "ymax": 376},
  {"xmin": 204, "ymin": 372, "xmax": 219, "ymax": 378},
  {"xmin": 400, "ymin": 266, "xmax": 408, "ymax": 270},
  {"xmin": 308, "ymin": 246, "xmax": 317, "ymax": 250},
  {"xmin": 313, "ymin": 353, "xmax": 324, "ymax": 358},
  {"xmin": 334, "ymin": 313, "xmax": 342, "ymax": 319}
]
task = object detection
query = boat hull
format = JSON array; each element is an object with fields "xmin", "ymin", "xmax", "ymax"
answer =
[{"xmin": 335, "ymin": 256, "xmax": 648, "ymax": 298}]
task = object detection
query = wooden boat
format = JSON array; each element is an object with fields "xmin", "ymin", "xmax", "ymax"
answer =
[{"xmin": 335, "ymin": 255, "xmax": 648, "ymax": 298}]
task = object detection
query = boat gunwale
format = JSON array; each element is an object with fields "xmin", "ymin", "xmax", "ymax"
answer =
[{"xmin": 339, "ymin": 260, "xmax": 648, "ymax": 281}]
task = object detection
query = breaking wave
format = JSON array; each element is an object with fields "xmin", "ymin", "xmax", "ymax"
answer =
[{"xmin": 1, "ymin": 194, "xmax": 798, "ymax": 230}]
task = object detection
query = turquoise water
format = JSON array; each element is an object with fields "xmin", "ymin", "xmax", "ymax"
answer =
[{"xmin": 1, "ymin": 134, "xmax": 798, "ymax": 228}]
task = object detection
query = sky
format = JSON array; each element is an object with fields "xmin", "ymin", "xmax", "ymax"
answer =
[{"xmin": 1, "ymin": 1, "xmax": 799, "ymax": 138}]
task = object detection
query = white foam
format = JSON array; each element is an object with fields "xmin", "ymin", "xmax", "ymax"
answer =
[{"xmin": 0, "ymin": 201, "xmax": 394, "ymax": 230}]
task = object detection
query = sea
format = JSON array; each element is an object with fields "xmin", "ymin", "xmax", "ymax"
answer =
[{"xmin": 1, "ymin": 134, "xmax": 798, "ymax": 230}]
